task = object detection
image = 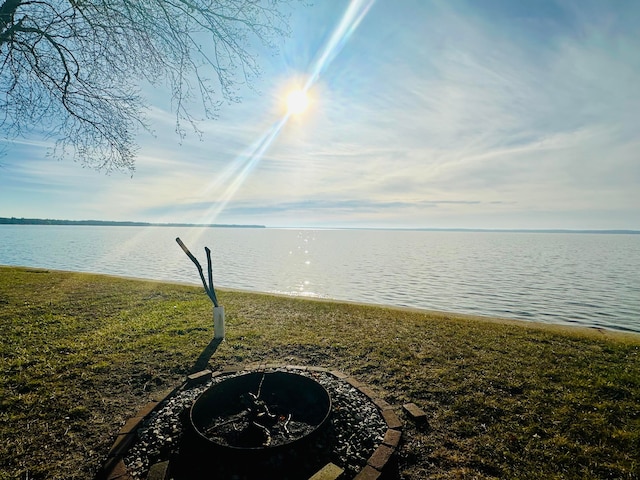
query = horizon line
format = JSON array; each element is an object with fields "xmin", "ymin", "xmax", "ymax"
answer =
[{"xmin": 1, "ymin": 217, "xmax": 638, "ymax": 234}]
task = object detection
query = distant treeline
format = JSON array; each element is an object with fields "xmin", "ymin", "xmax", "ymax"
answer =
[
  {"xmin": 1, "ymin": 217, "xmax": 637, "ymax": 233},
  {"xmin": 400, "ymin": 228, "xmax": 640, "ymax": 235},
  {"xmin": 0, "ymin": 217, "xmax": 265, "ymax": 228}
]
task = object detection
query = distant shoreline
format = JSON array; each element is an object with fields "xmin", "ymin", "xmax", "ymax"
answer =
[
  {"xmin": 301, "ymin": 226, "xmax": 640, "ymax": 235},
  {"xmin": 0, "ymin": 217, "xmax": 265, "ymax": 228},
  {"xmin": 1, "ymin": 217, "xmax": 638, "ymax": 234}
]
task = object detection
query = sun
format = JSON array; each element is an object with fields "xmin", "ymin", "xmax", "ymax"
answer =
[{"xmin": 286, "ymin": 89, "xmax": 309, "ymax": 115}]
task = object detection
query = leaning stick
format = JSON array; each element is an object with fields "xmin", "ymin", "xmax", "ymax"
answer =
[
  {"xmin": 175, "ymin": 237, "xmax": 218, "ymax": 306},
  {"xmin": 205, "ymin": 246, "xmax": 219, "ymax": 307}
]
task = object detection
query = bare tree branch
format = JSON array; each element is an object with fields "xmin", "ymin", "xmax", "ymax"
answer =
[{"xmin": 0, "ymin": 0, "xmax": 295, "ymax": 173}]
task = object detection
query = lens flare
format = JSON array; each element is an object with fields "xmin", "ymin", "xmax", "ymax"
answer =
[
  {"xmin": 304, "ymin": 0, "xmax": 375, "ymax": 90},
  {"xmin": 195, "ymin": 0, "xmax": 375, "ymax": 230},
  {"xmin": 286, "ymin": 90, "xmax": 309, "ymax": 115}
]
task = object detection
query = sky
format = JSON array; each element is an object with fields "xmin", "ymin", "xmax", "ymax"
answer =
[{"xmin": 1, "ymin": 0, "xmax": 639, "ymax": 230}]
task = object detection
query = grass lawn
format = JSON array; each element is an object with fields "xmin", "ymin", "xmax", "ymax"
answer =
[{"xmin": 1, "ymin": 266, "xmax": 639, "ymax": 479}]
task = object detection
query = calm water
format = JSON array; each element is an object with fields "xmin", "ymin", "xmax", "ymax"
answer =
[{"xmin": 1, "ymin": 225, "xmax": 639, "ymax": 333}]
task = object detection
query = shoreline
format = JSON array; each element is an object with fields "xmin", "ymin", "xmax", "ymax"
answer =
[{"xmin": 6, "ymin": 264, "xmax": 639, "ymax": 341}]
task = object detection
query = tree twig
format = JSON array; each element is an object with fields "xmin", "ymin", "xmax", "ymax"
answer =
[{"xmin": 175, "ymin": 237, "xmax": 218, "ymax": 306}]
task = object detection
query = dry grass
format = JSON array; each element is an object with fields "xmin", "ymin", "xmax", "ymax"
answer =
[{"xmin": 1, "ymin": 266, "xmax": 639, "ymax": 479}]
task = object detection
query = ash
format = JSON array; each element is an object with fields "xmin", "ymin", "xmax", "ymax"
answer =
[{"xmin": 124, "ymin": 369, "xmax": 387, "ymax": 479}]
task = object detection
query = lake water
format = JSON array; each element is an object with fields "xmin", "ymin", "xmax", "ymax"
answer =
[{"xmin": 1, "ymin": 225, "xmax": 639, "ymax": 333}]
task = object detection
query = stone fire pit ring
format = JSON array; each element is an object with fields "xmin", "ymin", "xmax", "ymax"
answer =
[{"xmin": 101, "ymin": 365, "xmax": 404, "ymax": 480}]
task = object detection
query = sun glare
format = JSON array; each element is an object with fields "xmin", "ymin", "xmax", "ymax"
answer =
[{"xmin": 286, "ymin": 89, "xmax": 309, "ymax": 115}]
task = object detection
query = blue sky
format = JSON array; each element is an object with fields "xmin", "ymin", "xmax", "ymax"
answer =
[{"xmin": 1, "ymin": 0, "xmax": 639, "ymax": 229}]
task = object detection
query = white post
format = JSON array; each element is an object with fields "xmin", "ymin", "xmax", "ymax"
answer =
[{"xmin": 213, "ymin": 306, "xmax": 225, "ymax": 339}]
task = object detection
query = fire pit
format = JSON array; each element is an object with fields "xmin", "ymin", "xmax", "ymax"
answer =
[
  {"xmin": 120, "ymin": 367, "xmax": 397, "ymax": 480},
  {"xmin": 190, "ymin": 371, "xmax": 331, "ymax": 452}
]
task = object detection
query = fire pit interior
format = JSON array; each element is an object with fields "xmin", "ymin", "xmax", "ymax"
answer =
[{"xmin": 190, "ymin": 371, "xmax": 331, "ymax": 451}]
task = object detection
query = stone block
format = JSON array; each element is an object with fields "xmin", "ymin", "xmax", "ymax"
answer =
[
  {"xmin": 345, "ymin": 376, "xmax": 363, "ymax": 388},
  {"xmin": 382, "ymin": 428, "xmax": 402, "ymax": 448},
  {"xmin": 308, "ymin": 462, "xmax": 344, "ymax": 480},
  {"xmin": 403, "ymin": 402, "xmax": 427, "ymax": 421},
  {"xmin": 367, "ymin": 444, "xmax": 394, "ymax": 471},
  {"xmin": 381, "ymin": 409, "xmax": 403, "ymax": 429},
  {"xmin": 307, "ymin": 366, "xmax": 328, "ymax": 372},
  {"xmin": 353, "ymin": 465, "xmax": 381, "ymax": 480},
  {"xmin": 329, "ymin": 370, "xmax": 349, "ymax": 379},
  {"xmin": 358, "ymin": 386, "xmax": 376, "ymax": 399},
  {"xmin": 186, "ymin": 369, "xmax": 212, "ymax": 386},
  {"xmin": 373, "ymin": 397, "xmax": 392, "ymax": 411},
  {"xmin": 147, "ymin": 460, "xmax": 170, "ymax": 480}
]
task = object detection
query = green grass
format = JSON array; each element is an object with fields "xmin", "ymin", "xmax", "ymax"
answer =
[{"xmin": 1, "ymin": 266, "xmax": 639, "ymax": 479}]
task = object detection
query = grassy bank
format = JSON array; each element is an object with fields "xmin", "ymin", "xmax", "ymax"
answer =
[{"xmin": 1, "ymin": 266, "xmax": 639, "ymax": 479}]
